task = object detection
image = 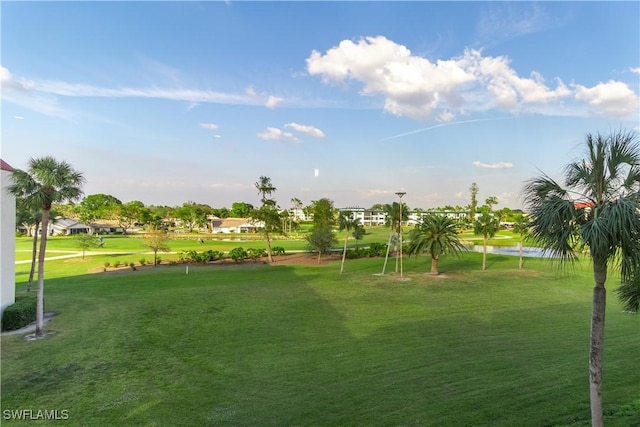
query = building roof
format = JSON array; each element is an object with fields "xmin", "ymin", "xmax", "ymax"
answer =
[{"xmin": 0, "ymin": 159, "xmax": 14, "ymax": 172}]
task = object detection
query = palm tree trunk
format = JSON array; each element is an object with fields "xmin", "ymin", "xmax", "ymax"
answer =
[
  {"xmin": 430, "ymin": 255, "xmax": 438, "ymax": 275},
  {"xmin": 340, "ymin": 232, "xmax": 348, "ymax": 274},
  {"xmin": 482, "ymin": 236, "xmax": 487, "ymax": 271},
  {"xmin": 35, "ymin": 209, "xmax": 50, "ymax": 337},
  {"xmin": 518, "ymin": 239, "xmax": 523, "ymax": 270},
  {"xmin": 590, "ymin": 260, "xmax": 607, "ymax": 427},
  {"xmin": 28, "ymin": 220, "xmax": 40, "ymax": 289},
  {"xmin": 381, "ymin": 230, "xmax": 393, "ymax": 275},
  {"xmin": 265, "ymin": 231, "xmax": 273, "ymax": 263}
]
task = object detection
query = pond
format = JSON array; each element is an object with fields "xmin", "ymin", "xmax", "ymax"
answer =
[{"xmin": 470, "ymin": 245, "xmax": 555, "ymax": 258}]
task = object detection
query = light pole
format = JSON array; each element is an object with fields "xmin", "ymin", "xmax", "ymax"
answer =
[{"xmin": 395, "ymin": 191, "xmax": 406, "ymax": 278}]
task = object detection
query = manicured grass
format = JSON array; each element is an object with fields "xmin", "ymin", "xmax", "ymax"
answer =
[{"xmin": 2, "ymin": 251, "xmax": 638, "ymax": 426}]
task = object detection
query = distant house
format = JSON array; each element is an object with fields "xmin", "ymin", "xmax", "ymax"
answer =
[
  {"xmin": 50, "ymin": 218, "xmax": 89, "ymax": 236},
  {"xmin": 89, "ymin": 220, "xmax": 124, "ymax": 235},
  {"xmin": 1, "ymin": 159, "xmax": 15, "ymax": 314},
  {"xmin": 210, "ymin": 217, "xmax": 261, "ymax": 234}
]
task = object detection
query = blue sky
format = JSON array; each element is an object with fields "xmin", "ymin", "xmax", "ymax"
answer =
[{"xmin": 2, "ymin": 1, "xmax": 639, "ymax": 211}]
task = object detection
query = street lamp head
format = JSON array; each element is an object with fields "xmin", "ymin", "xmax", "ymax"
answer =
[{"xmin": 395, "ymin": 192, "xmax": 406, "ymax": 198}]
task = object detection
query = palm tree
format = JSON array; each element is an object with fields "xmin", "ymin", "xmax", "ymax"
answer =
[
  {"xmin": 8, "ymin": 157, "xmax": 85, "ymax": 337},
  {"xmin": 253, "ymin": 176, "xmax": 280, "ymax": 263},
  {"xmin": 338, "ymin": 211, "xmax": 360, "ymax": 274},
  {"xmin": 407, "ymin": 214, "xmax": 467, "ymax": 275},
  {"xmin": 512, "ymin": 213, "xmax": 530, "ymax": 270},
  {"xmin": 522, "ymin": 129, "xmax": 640, "ymax": 427},
  {"xmin": 473, "ymin": 208, "xmax": 500, "ymax": 271}
]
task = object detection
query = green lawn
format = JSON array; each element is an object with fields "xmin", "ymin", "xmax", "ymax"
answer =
[{"xmin": 3, "ymin": 245, "xmax": 638, "ymax": 426}]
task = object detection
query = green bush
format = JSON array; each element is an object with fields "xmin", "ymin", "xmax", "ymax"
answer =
[
  {"xmin": 104, "ymin": 261, "xmax": 111, "ymax": 268},
  {"xmin": 272, "ymin": 246, "xmax": 286, "ymax": 256},
  {"xmin": 1, "ymin": 295, "xmax": 37, "ymax": 331},
  {"xmin": 229, "ymin": 247, "xmax": 247, "ymax": 263},
  {"xmin": 139, "ymin": 258, "xmax": 147, "ymax": 266},
  {"xmin": 129, "ymin": 262, "xmax": 137, "ymax": 271},
  {"xmin": 247, "ymin": 248, "xmax": 266, "ymax": 262}
]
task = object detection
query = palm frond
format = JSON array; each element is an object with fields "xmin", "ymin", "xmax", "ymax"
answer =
[{"xmin": 616, "ymin": 273, "xmax": 640, "ymax": 313}]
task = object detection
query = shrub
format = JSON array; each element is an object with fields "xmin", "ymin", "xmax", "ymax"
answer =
[
  {"xmin": 272, "ymin": 246, "xmax": 286, "ymax": 256},
  {"xmin": 129, "ymin": 262, "xmax": 137, "ymax": 271},
  {"xmin": 229, "ymin": 247, "xmax": 247, "ymax": 263},
  {"xmin": 139, "ymin": 258, "xmax": 147, "ymax": 266},
  {"xmin": 155, "ymin": 257, "xmax": 162, "ymax": 265},
  {"xmin": 104, "ymin": 261, "xmax": 111, "ymax": 268},
  {"xmin": 367, "ymin": 242, "xmax": 387, "ymax": 257},
  {"xmin": 114, "ymin": 260, "xmax": 121, "ymax": 267},
  {"xmin": 1, "ymin": 295, "xmax": 37, "ymax": 331},
  {"xmin": 247, "ymin": 248, "xmax": 266, "ymax": 262}
]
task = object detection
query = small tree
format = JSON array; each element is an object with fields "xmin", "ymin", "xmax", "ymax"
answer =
[
  {"xmin": 474, "ymin": 207, "xmax": 500, "ymax": 271},
  {"xmin": 338, "ymin": 211, "xmax": 360, "ymax": 274},
  {"xmin": 306, "ymin": 226, "xmax": 337, "ymax": 264},
  {"xmin": 512, "ymin": 213, "xmax": 530, "ymax": 270},
  {"xmin": 252, "ymin": 176, "xmax": 281, "ymax": 263},
  {"xmin": 74, "ymin": 233, "xmax": 96, "ymax": 259},
  {"xmin": 144, "ymin": 229, "xmax": 170, "ymax": 266},
  {"xmin": 306, "ymin": 198, "xmax": 337, "ymax": 263}
]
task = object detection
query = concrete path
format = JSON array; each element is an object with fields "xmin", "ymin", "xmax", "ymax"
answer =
[{"xmin": 15, "ymin": 250, "xmax": 158, "ymax": 264}]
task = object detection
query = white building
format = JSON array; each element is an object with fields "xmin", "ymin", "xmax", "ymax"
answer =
[
  {"xmin": 210, "ymin": 217, "xmax": 261, "ymax": 234},
  {"xmin": 1, "ymin": 159, "xmax": 15, "ymax": 314}
]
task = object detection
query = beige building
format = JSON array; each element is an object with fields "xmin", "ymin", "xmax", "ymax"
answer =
[{"xmin": 1, "ymin": 159, "xmax": 15, "ymax": 314}]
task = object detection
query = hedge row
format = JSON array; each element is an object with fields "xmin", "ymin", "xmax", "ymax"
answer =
[{"xmin": 1, "ymin": 295, "xmax": 37, "ymax": 331}]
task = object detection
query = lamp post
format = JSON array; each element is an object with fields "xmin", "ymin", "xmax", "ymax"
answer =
[{"xmin": 395, "ymin": 191, "xmax": 406, "ymax": 278}]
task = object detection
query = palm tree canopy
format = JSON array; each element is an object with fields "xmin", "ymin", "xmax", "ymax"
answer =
[
  {"xmin": 9, "ymin": 156, "xmax": 85, "ymax": 210},
  {"xmin": 473, "ymin": 210, "xmax": 500, "ymax": 239},
  {"xmin": 338, "ymin": 211, "xmax": 360, "ymax": 232},
  {"xmin": 523, "ymin": 130, "xmax": 640, "ymax": 278},
  {"xmin": 512, "ymin": 213, "xmax": 530, "ymax": 238},
  {"xmin": 408, "ymin": 214, "xmax": 467, "ymax": 258}
]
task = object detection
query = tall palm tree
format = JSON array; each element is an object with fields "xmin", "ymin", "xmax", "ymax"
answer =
[
  {"xmin": 522, "ymin": 129, "xmax": 640, "ymax": 427},
  {"xmin": 512, "ymin": 213, "xmax": 530, "ymax": 270},
  {"xmin": 15, "ymin": 202, "xmax": 59, "ymax": 288},
  {"xmin": 407, "ymin": 214, "xmax": 467, "ymax": 275},
  {"xmin": 473, "ymin": 208, "xmax": 500, "ymax": 271},
  {"xmin": 8, "ymin": 157, "xmax": 85, "ymax": 337},
  {"xmin": 338, "ymin": 211, "xmax": 360, "ymax": 274},
  {"xmin": 253, "ymin": 176, "xmax": 280, "ymax": 263}
]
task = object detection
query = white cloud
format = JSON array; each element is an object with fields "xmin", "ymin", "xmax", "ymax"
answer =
[
  {"xmin": 245, "ymin": 86, "xmax": 258, "ymax": 97},
  {"xmin": 573, "ymin": 80, "xmax": 640, "ymax": 118},
  {"xmin": 437, "ymin": 111, "xmax": 455, "ymax": 122},
  {"xmin": 473, "ymin": 161, "xmax": 513, "ymax": 169},
  {"xmin": 199, "ymin": 123, "xmax": 218, "ymax": 130},
  {"xmin": 257, "ymin": 127, "xmax": 299, "ymax": 142},
  {"xmin": 630, "ymin": 67, "xmax": 640, "ymax": 75},
  {"xmin": 265, "ymin": 95, "xmax": 284, "ymax": 109},
  {"xmin": 307, "ymin": 36, "xmax": 637, "ymax": 120},
  {"xmin": 14, "ymin": 116, "xmax": 24, "ymax": 120},
  {"xmin": 284, "ymin": 122, "xmax": 326, "ymax": 138}
]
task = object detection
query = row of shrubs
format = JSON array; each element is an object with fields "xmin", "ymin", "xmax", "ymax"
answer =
[
  {"xmin": 178, "ymin": 247, "xmax": 286, "ymax": 264},
  {"xmin": 103, "ymin": 258, "xmax": 163, "ymax": 271},
  {"xmin": 1, "ymin": 295, "xmax": 37, "ymax": 331}
]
